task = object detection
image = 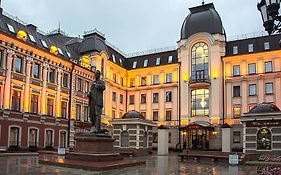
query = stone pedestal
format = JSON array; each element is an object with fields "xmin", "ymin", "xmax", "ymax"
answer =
[
  {"xmin": 157, "ymin": 127, "xmax": 169, "ymax": 155},
  {"xmin": 222, "ymin": 123, "xmax": 232, "ymax": 153}
]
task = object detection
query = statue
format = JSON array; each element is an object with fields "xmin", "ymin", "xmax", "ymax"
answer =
[{"xmin": 88, "ymin": 70, "xmax": 105, "ymax": 132}]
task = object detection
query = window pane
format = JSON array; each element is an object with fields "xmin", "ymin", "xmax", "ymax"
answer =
[
  {"xmin": 248, "ymin": 63, "xmax": 256, "ymax": 74},
  {"xmin": 265, "ymin": 61, "xmax": 272, "ymax": 73},
  {"xmin": 129, "ymin": 95, "xmax": 134, "ymax": 104},
  {"xmin": 191, "ymin": 42, "xmax": 209, "ymax": 82},
  {"xmin": 166, "ymin": 91, "xmax": 172, "ymax": 102},
  {"xmin": 233, "ymin": 86, "xmax": 241, "ymax": 97},
  {"xmin": 153, "ymin": 75, "xmax": 159, "ymax": 84},
  {"xmin": 191, "ymin": 89, "xmax": 209, "ymax": 116},
  {"xmin": 248, "ymin": 44, "xmax": 254, "ymax": 53},
  {"xmin": 166, "ymin": 73, "xmax": 172, "ymax": 83},
  {"xmin": 49, "ymin": 69, "xmax": 55, "ymax": 83},
  {"xmin": 264, "ymin": 42, "xmax": 270, "ymax": 50},
  {"xmin": 233, "ymin": 46, "xmax": 238, "ymax": 54},
  {"xmin": 265, "ymin": 83, "xmax": 273, "ymax": 94},
  {"xmin": 15, "ymin": 57, "xmax": 22, "ymax": 73},
  {"xmin": 153, "ymin": 93, "xmax": 159, "ymax": 103},
  {"xmin": 233, "ymin": 65, "xmax": 240, "ymax": 76},
  {"xmin": 249, "ymin": 84, "xmax": 256, "ymax": 96},
  {"xmin": 233, "ymin": 107, "xmax": 241, "ymax": 118},
  {"xmin": 141, "ymin": 94, "xmax": 146, "ymax": 103},
  {"xmin": 33, "ymin": 63, "xmax": 40, "ymax": 78},
  {"xmin": 47, "ymin": 98, "xmax": 54, "ymax": 116}
]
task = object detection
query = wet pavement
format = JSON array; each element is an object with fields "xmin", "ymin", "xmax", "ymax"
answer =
[{"xmin": 0, "ymin": 154, "xmax": 261, "ymax": 175}]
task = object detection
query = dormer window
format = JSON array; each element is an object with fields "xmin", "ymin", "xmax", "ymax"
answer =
[
  {"xmin": 156, "ymin": 57, "xmax": 160, "ymax": 65},
  {"xmin": 66, "ymin": 51, "xmax": 71, "ymax": 58},
  {"xmin": 233, "ymin": 46, "xmax": 238, "ymax": 55},
  {"xmin": 132, "ymin": 61, "xmax": 137, "ymax": 69},
  {"xmin": 112, "ymin": 54, "xmax": 116, "ymax": 63},
  {"xmin": 7, "ymin": 24, "xmax": 15, "ymax": 33},
  {"xmin": 28, "ymin": 34, "xmax": 36, "ymax": 43},
  {"xmin": 119, "ymin": 59, "xmax": 123, "ymax": 66},
  {"xmin": 41, "ymin": 40, "xmax": 48, "ymax": 48},
  {"xmin": 58, "ymin": 48, "xmax": 63, "ymax": 55},
  {"xmin": 144, "ymin": 59, "xmax": 148, "ymax": 67},
  {"xmin": 264, "ymin": 42, "xmax": 270, "ymax": 50},
  {"xmin": 168, "ymin": 56, "xmax": 173, "ymax": 63},
  {"xmin": 248, "ymin": 44, "xmax": 254, "ymax": 53}
]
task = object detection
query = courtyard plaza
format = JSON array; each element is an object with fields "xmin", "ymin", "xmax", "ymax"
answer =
[{"xmin": 0, "ymin": 153, "xmax": 263, "ymax": 175}]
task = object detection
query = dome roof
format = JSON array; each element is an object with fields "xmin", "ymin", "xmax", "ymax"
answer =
[
  {"xmin": 181, "ymin": 3, "xmax": 224, "ymax": 40},
  {"xmin": 122, "ymin": 110, "xmax": 145, "ymax": 119},
  {"xmin": 249, "ymin": 102, "xmax": 281, "ymax": 114}
]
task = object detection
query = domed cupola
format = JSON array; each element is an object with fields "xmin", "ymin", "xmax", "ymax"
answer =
[
  {"xmin": 180, "ymin": 3, "xmax": 224, "ymax": 40},
  {"xmin": 249, "ymin": 102, "xmax": 281, "ymax": 114}
]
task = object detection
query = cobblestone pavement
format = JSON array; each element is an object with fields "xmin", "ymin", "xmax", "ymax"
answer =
[{"xmin": 0, "ymin": 155, "xmax": 260, "ymax": 175}]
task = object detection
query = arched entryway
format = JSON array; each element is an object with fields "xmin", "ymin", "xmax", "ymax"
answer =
[{"xmin": 257, "ymin": 128, "xmax": 272, "ymax": 150}]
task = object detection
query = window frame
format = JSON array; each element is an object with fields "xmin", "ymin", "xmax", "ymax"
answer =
[
  {"xmin": 248, "ymin": 84, "xmax": 257, "ymax": 96},
  {"xmin": 233, "ymin": 65, "xmax": 240, "ymax": 76},
  {"xmin": 265, "ymin": 82, "xmax": 273, "ymax": 94}
]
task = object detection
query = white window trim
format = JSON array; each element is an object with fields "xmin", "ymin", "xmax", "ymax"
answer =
[
  {"xmin": 8, "ymin": 125, "xmax": 22, "ymax": 147},
  {"xmin": 144, "ymin": 59, "xmax": 148, "ymax": 67},
  {"xmin": 27, "ymin": 127, "xmax": 40, "ymax": 147},
  {"xmin": 112, "ymin": 54, "xmax": 116, "ymax": 63},
  {"xmin": 168, "ymin": 56, "xmax": 173, "ymax": 63},
  {"xmin": 156, "ymin": 57, "xmax": 161, "ymax": 65},
  {"xmin": 132, "ymin": 61, "xmax": 137, "ymax": 69}
]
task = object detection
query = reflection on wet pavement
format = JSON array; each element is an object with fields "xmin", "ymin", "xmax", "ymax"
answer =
[{"xmin": 0, "ymin": 155, "xmax": 260, "ymax": 175}]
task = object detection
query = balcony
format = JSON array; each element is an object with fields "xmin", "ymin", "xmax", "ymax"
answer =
[{"xmin": 189, "ymin": 77, "xmax": 210, "ymax": 89}]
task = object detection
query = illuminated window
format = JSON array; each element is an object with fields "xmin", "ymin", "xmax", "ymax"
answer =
[
  {"xmin": 129, "ymin": 95, "xmax": 134, "ymax": 104},
  {"xmin": 112, "ymin": 92, "xmax": 116, "ymax": 101},
  {"xmin": 264, "ymin": 42, "xmax": 270, "ymax": 50},
  {"xmin": 62, "ymin": 73, "xmax": 69, "ymax": 88},
  {"xmin": 166, "ymin": 73, "xmax": 172, "ymax": 83},
  {"xmin": 141, "ymin": 94, "xmax": 146, "ymax": 104},
  {"xmin": 11, "ymin": 90, "xmax": 21, "ymax": 111},
  {"xmin": 168, "ymin": 56, "xmax": 173, "ymax": 63},
  {"xmin": 58, "ymin": 48, "xmax": 63, "ymax": 55},
  {"xmin": 153, "ymin": 93, "xmax": 159, "ymax": 103},
  {"xmin": 130, "ymin": 78, "xmax": 135, "ymax": 87},
  {"xmin": 166, "ymin": 91, "xmax": 172, "ymax": 102},
  {"xmin": 191, "ymin": 89, "xmax": 209, "ymax": 116},
  {"xmin": 248, "ymin": 44, "xmax": 254, "ymax": 53},
  {"xmin": 7, "ymin": 24, "xmax": 15, "ymax": 33},
  {"xmin": 75, "ymin": 104, "xmax": 81, "ymax": 120},
  {"xmin": 61, "ymin": 101, "xmax": 67, "ymax": 119},
  {"xmin": 33, "ymin": 63, "xmax": 40, "ymax": 78},
  {"xmin": 153, "ymin": 111, "xmax": 158, "ymax": 121},
  {"xmin": 132, "ymin": 61, "xmax": 137, "ymax": 68},
  {"xmin": 144, "ymin": 59, "xmax": 148, "ymax": 67},
  {"xmin": 153, "ymin": 75, "xmax": 159, "ymax": 84},
  {"xmin": 14, "ymin": 57, "xmax": 22, "ymax": 73},
  {"xmin": 233, "ymin": 86, "xmax": 241, "ymax": 97},
  {"xmin": 141, "ymin": 76, "xmax": 146, "ymax": 86},
  {"xmin": 112, "ymin": 54, "xmax": 116, "ymax": 63},
  {"xmin": 248, "ymin": 63, "xmax": 256, "ymax": 74},
  {"xmin": 28, "ymin": 34, "xmax": 36, "ymax": 42},
  {"xmin": 233, "ymin": 65, "xmax": 240, "ymax": 76},
  {"xmin": 265, "ymin": 82, "xmax": 273, "ymax": 94},
  {"xmin": 249, "ymin": 84, "xmax": 257, "ymax": 96},
  {"xmin": 233, "ymin": 107, "xmax": 241, "ymax": 118},
  {"xmin": 41, "ymin": 40, "xmax": 48, "ymax": 48},
  {"xmin": 257, "ymin": 128, "xmax": 271, "ymax": 150},
  {"xmin": 265, "ymin": 61, "xmax": 272, "ymax": 73},
  {"xmin": 47, "ymin": 98, "xmax": 54, "ymax": 116},
  {"xmin": 30, "ymin": 94, "xmax": 38, "ymax": 113},
  {"xmin": 77, "ymin": 78, "xmax": 82, "ymax": 91},
  {"xmin": 156, "ymin": 57, "xmax": 160, "ymax": 65},
  {"xmin": 120, "ymin": 94, "xmax": 123, "ymax": 104},
  {"xmin": 191, "ymin": 42, "xmax": 208, "ymax": 82},
  {"xmin": 49, "ymin": 68, "xmax": 55, "ymax": 83},
  {"xmin": 233, "ymin": 46, "xmax": 238, "ymax": 54},
  {"xmin": 166, "ymin": 110, "xmax": 172, "ymax": 121},
  {"xmin": 233, "ymin": 131, "xmax": 241, "ymax": 143}
]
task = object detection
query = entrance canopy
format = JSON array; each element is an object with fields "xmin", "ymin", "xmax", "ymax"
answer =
[{"xmin": 182, "ymin": 121, "xmax": 214, "ymax": 131}]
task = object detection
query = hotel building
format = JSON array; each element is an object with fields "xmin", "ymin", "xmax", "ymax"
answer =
[{"xmin": 0, "ymin": 3, "xmax": 280, "ymax": 152}]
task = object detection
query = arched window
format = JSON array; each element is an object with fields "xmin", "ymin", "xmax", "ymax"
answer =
[
  {"xmin": 191, "ymin": 89, "xmax": 209, "ymax": 116},
  {"xmin": 257, "ymin": 128, "xmax": 271, "ymax": 150},
  {"xmin": 191, "ymin": 42, "xmax": 209, "ymax": 82},
  {"xmin": 121, "ymin": 131, "xmax": 129, "ymax": 147}
]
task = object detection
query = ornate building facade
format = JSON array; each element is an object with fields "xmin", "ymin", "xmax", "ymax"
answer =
[{"xmin": 0, "ymin": 3, "xmax": 280, "ymax": 152}]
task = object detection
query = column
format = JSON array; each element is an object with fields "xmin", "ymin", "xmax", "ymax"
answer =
[
  {"xmin": 56, "ymin": 67, "xmax": 63, "ymax": 117},
  {"xmin": 3, "ymin": 49, "xmax": 15, "ymax": 109},
  {"xmin": 41, "ymin": 62, "xmax": 49, "ymax": 115},
  {"xmin": 24, "ymin": 57, "xmax": 33, "ymax": 112},
  {"xmin": 158, "ymin": 127, "xmax": 169, "ymax": 155},
  {"xmin": 222, "ymin": 124, "xmax": 232, "ymax": 152}
]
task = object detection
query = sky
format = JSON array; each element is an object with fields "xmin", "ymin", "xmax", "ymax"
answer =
[{"xmin": 2, "ymin": 0, "xmax": 264, "ymax": 54}]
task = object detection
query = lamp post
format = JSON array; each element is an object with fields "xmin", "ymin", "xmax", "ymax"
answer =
[{"xmin": 257, "ymin": 0, "xmax": 281, "ymax": 35}]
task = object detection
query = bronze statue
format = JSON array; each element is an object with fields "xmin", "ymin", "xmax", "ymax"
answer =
[{"xmin": 88, "ymin": 70, "xmax": 105, "ymax": 132}]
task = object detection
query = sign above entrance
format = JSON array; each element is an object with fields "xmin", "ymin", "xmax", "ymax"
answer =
[{"xmin": 246, "ymin": 120, "xmax": 281, "ymax": 127}]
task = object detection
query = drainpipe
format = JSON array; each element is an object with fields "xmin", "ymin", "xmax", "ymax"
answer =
[
  {"xmin": 178, "ymin": 62, "xmax": 181, "ymax": 150},
  {"xmin": 222, "ymin": 56, "xmax": 225, "ymax": 125},
  {"xmin": 67, "ymin": 64, "xmax": 75, "ymax": 148}
]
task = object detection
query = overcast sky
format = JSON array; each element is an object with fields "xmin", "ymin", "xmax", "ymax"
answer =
[{"xmin": 3, "ymin": 0, "xmax": 263, "ymax": 54}]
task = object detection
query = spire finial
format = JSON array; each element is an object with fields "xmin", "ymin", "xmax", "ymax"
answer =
[
  {"xmin": 202, "ymin": 0, "xmax": 205, "ymax": 5},
  {"xmin": 58, "ymin": 21, "xmax": 61, "ymax": 33}
]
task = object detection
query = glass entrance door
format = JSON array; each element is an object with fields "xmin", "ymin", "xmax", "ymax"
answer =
[{"xmin": 187, "ymin": 129, "xmax": 209, "ymax": 150}]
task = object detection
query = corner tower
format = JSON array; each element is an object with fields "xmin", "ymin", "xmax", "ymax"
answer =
[{"xmin": 178, "ymin": 3, "xmax": 226, "ymax": 150}]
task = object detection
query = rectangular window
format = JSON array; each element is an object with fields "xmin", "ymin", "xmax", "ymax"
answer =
[
  {"xmin": 61, "ymin": 101, "xmax": 67, "ymax": 118},
  {"xmin": 265, "ymin": 61, "xmax": 272, "ymax": 73},
  {"xmin": 166, "ymin": 110, "xmax": 172, "ymax": 121},
  {"xmin": 7, "ymin": 24, "xmax": 15, "ymax": 33},
  {"xmin": 233, "ymin": 131, "xmax": 241, "ymax": 143},
  {"xmin": 233, "ymin": 107, "xmax": 241, "ymax": 118},
  {"xmin": 168, "ymin": 56, "xmax": 173, "ymax": 63},
  {"xmin": 120, "ymin": 77, "xmax": 124, "ymax": 86},
  {"xmin": 249, "ymin": 84, "xmax": 257, "ymax": 96},
  {"xmin": 141, "ymin": 76, "xmax": 146, "ymax": 86},
  {"xmin": 132, "ymin": 61, "xmax": 137, "ymax": 69},
  {"xmin": 77, "ymin": 78, "xmax": 82, "ymax": 91},
  {"xmin": 166, "ymin": 91, "xmax": 172, "ymax": 102},
  {"xmin": 47, "ymin": 98, "xmax": 54, "ymax": 116},
  {"xmin": 166, "ymin": 73, "xmax": 173, "ymax": 83},
  {"xmin": 233, "ymin": 46, "xmax": 238, "ymax": 54},
  {"xmin": 84, "ymin": 81, "xmax": 89, "ymax": 93},
  {"xmin": 153, "ymin": 75, "xmax": 159, "ymax": 85},
  {"xmin": 14, "ymin": 57, "xmax": 22, "ymax": 73},
  {"xmin": 120, "ymin": 94, "xmax": 123, "ymax": 104},
  {"xmin": 12, "ymin": 90, "xmax": 21, "ymax": 111},
  {"xmin": 30, "ymin": 94, "xmax": 38, "ymax": 113},
  {"xmin": 33, "ymin": 63, "xmax": 40, "ymax": 78},
  {"xmin": 156, "ymin": 57, "xmax": 161, "ymax": 65},
  {"xmin": 264, "ymin": 42, "xmax": 270, "ymax": 50},
  {"xmin": 62, "ymin": 73, "xmax": 69, "ymax": 88},
  {"xmin": 233, "ymin": 86, "xmax": 241, "ymax": 97},
  {"xmin": 141, "ymin": 94, "xmax": 146, "ymax": 104},
  {"xmin": 153, "ymin": 93, "xmax": 159, "ymax": 103},
  {"xmin": 130, "ymin": 78, "xmax": 135, "ymax": 87},
  {"xmin": 113, "ymin": 73, "xmax": 117, "ymax": 83},
  {"xmin": 144, "ymin": 59, "xmax": 148, "ymax": 67},
  {"xmin": 153, "ymin": 111, "xmax": 158, "ymax": 121},
  {"xmin": 76, "ymin": 104, "xmax": 81, "ymax": 121},
  {"xmin": 248, "ymin": 63, "xmax": 256, "ymax": 75},
  {"xmin": 49, "ymin": 68, "xmax": 55, "ymax": 83},
  {"xmin": 265, "ymin": 82, "xmax": 273, "ymax": 94},
  {"xmin": 129, "ymin": 95, "xmax": 134, "ymax": 104},
  {"xmin": 112, "ymin": 54, "xmax": 116, "ymax": 63},
  {"xmin": 233, "ymin": 65, "xmax": 240, "ymax": 76},
  {"xmin": 141, "ymin": 112, "xmax": 146, "ymax": 118},
  {"xmin": 84, "ymin": 106, "xmax": 89, "ymax": 122},
  {"xmin": 112, "ymin": 92, "xmax": 116, "ymax": 101},
  {"xmin": 248, "ymin": 44, "xmax": 254, "ymax": 53}
]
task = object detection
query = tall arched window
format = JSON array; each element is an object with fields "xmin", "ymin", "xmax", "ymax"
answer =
[
  {"xmin": 257, "ymin": 128, "xmax": 271, "ymax": 150},
  {"xmin": 191, "ymin": 42, "xmax": 209, "ymax": 82},
  {"xmin": 191, "ymin": 89, "xmax": 209, "ymax": 116}
]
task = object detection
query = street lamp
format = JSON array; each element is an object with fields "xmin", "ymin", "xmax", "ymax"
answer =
[{"xmin": 257, "ymin": 0, "xmax": 281, "ymax": 35}]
